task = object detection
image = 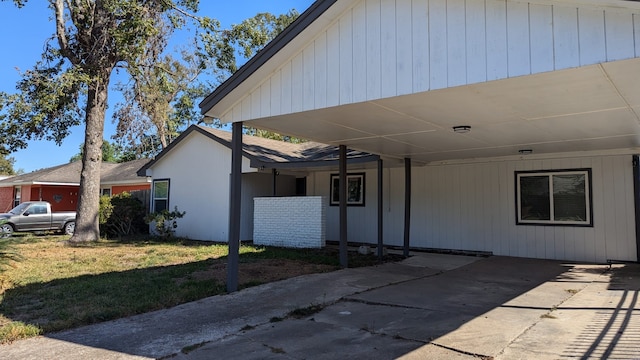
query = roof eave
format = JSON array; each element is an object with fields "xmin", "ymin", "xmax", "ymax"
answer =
[{"xmin": 198, "ymin": 0, "xmax": 338, "ymax": 116}]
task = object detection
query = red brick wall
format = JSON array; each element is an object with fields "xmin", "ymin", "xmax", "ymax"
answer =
[
  {"xmin": 39, "ymin": 186, "xmax": 79, "ymax": 212},
  {"xmin": 22, "ymin": 185, "xmax": 32, "ymax": 202},
  {"xmin": 112, "ymin": 184, "xmax": 150, "ymax": 195},
  {"xmin": 0, "ymin": 187, "xmax": 14, "ymax": 212}
]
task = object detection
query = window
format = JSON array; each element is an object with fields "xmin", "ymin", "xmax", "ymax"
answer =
[
  {"xmin": 516, "ymin": 169, "xmax": 592, "ymax": 226},
  {"xmin": 13, "ymin": 186, "xmax": 20, "ymax": 207},
  {"xmin": 330, "ymin": 173, "xmax": 365, "ymax": 206},
  {"xmin": 28, "ymin": 204, "xmax": 47, "ymax": 214},
  {"xmin": 101, "ymin": 188, "xmax": 112, "ymax": 197},
  {"xmin": 153, "ymin": 179, "xmax": 169, "ymax": 212}
]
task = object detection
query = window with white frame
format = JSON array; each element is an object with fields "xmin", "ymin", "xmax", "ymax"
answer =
[
  {"xmin": 101, "ymin": 188, "xmax": 112, "ymax": 197},
  {"xmin": 153, "ymin": 179, "xmax": 169, "ymax": 212},
  {"xmin": 516, "ymin": 169, "xmax": 592, "ymax": 226},
  {"xmin": 13, "ymin": 186, "xmax": 20, "ymax": 207}
]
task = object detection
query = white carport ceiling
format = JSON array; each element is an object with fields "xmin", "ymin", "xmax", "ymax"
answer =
[{"xmin": 248, "ymin": 58, "xmax": 640, "ymax": 164}]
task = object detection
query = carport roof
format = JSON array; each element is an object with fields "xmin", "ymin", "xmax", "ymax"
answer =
[{"xmin": 200, "ymin": 0, "xmax": 640, "ymax": 164}]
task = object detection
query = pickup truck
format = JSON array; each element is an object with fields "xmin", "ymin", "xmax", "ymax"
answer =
[{"xmin": 0, "ymin": 201, "xmax": 76, "ymax": 236}]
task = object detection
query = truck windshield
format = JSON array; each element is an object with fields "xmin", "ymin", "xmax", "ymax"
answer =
[{"xmin": 9, "ymin": 203, "xmax": 31, "ymax": 215}]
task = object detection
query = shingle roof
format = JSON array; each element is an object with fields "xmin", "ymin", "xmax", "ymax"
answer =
[
  {"xmin": 137, "ymin": 125, "xmax": 378, "ymax": 175},
  {"xmin": 0, "ymin": 159, "xmax": 150, "ymax": 186}
]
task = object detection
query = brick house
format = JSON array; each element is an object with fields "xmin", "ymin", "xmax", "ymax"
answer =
[{"xmin": 0, "ymin": 159, "xmax": 151, "ymax": 212}]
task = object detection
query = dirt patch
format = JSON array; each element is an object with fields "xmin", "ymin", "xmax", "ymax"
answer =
[{"xmin": 179, "ymin": 259, "xmax": 338, "ymax": 287}]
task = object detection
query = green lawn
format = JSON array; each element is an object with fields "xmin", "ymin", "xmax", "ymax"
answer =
[{"xmin": 0, "ymin": 234, "xmax": 383, "ymax": 343}]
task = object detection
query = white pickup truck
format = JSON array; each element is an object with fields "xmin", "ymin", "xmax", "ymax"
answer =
[{"xmin": 0, "ymin": 201, "xmax": 76, "ymax": 236}]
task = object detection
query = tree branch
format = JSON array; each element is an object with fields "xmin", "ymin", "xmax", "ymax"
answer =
[{"xmin": 53, "ymin": 0, "xmax": 80, "ymax": 65}]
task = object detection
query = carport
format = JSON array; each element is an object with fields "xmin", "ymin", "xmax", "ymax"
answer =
[{"xmin": 200, "ymin": 0, "xmax": 640, "ymax": 291}]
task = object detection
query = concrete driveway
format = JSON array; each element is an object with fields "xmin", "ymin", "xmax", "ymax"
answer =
[{"xmin": 2, "ymin": 253, "xmax": 639, "ymax": 359}]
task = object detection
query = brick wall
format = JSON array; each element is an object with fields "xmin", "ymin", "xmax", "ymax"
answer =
[
  {"xmin": 0, "ymin": 187, "xmax": 13, "ymax": 212},
  {"xmin": 253, "ymin": 196, "xmax": 326, "ymax": 248}
]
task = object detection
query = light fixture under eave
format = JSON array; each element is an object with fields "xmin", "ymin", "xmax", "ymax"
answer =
[
  {"xmin": 518, "ymin": 149, "xmax": 533, "ymax": 155},
  {"xmin": 452, "ymin": 125, "xmax": 471, "ymax": 134}
]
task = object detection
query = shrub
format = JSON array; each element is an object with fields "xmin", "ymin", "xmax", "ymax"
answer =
[
  {"xmin": 99, "ymin": 193, "xmax": 147, "ymax": 237},
  {"xmin": 145, "ymin": 207, "xmax": 186, "ymax": 239}
]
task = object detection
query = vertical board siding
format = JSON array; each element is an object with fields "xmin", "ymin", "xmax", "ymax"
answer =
[
  {"xmin": 446, "ymin": 0, "xmax": 466, "ymax": 86},
  {"xmin": 326, "ymin": 22, "xmax": 341, "ymax": 107},
  {"xmin": 316, "ymin": 154, "xmax": 636, "ymax": 263},
  {"xmin": 578, "ymin": 8, "xmax": 606, "ymax": 66},
  {"xmin": 412, "ymin": 0, "xmax": 430, "ymax": 92},
  {"xmin": 506, "ymin": 1, "xmax": 531, "ymax": 77},
  {"xmin": 225, "ymin": 0, "xmax": 640, "ymax": 122},
  {"xmin": 381, "ymin": 0, "xmax": 398, "ymax": 98},
  {"xmin": 396, "ymin": 0, "xmax": 414, "ymax": 95},
  {"xmin": 466, "ymin": 0, "xmax": 487, "ymax": 84},
  {"xmin": 428, "ymin": 0, "xmax": 448, "ymax": 89},
  {"xmin": 529, "ymin": 4, "xmax": 554, "ymax": 73}
]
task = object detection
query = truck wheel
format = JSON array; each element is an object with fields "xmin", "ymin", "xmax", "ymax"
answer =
[
  {"xmin": 64, "ymin": 221, "xmax": 75, "ymax": 235},
  {"xmin": 0, "ymin": 223, "xmax": 13, "ymax": 237}
]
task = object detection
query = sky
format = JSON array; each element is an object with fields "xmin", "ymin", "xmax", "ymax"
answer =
[{"xmin": 0, "ymin": 0, "xmax": 315, "ymax": 173}]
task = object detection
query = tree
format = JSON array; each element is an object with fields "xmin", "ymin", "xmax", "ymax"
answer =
[
  {"xmin": 0, "ymin": 155, "xmax": 19, "ymax": 176},
  {"xmin": 69, "ymin": 140, "xmax": 122, "ymax": 163},
  {"xmin": 112, "ymin": 11, "xmax": 300, "ymax": 159},
  {"xmin": 0, "ymin": 0, "xmax": 217, "ymax": 242}
]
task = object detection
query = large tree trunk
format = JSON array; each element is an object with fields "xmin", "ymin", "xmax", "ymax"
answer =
[{"xmin": 69, "ymin": 74, "xmax": 109, "ymax": 243}]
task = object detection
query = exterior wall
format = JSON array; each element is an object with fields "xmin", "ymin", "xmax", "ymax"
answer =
[
  {"xmin": 221, "ymin": 0, "xmax": 640, "ymax": 123},
  {"xmin": 0, "ymin": 187, "xmax": 13, "ymax": 212},
  {"xmin": 240, "ymin": 172, "xmax": 297, "ymax": 240},
  {"xmin": 254, "ymin": 196, "xmax": 326, "ymax": 248},
  {"xmin": 112, "ymin": 184, "xmax": 150, "ymax": 195},
  {"xmin": 309, "ymin": 154, "xmax": 636, "ymax": 263},
  {"xmin": 38, "ymin": 186, "xmax": 79, "ymax": 212},
  {"xmin": 147, "ymin": 131, "xmax": 253, "ymax": 242}
]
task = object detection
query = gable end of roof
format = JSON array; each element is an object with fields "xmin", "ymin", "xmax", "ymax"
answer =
[{"xmin": 198, "ymin": 0, "xmax": 337, "ymax": 115}]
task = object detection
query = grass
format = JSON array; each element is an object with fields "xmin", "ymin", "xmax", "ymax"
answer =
[{"xmin": 0, "ymin": 233, "xmax": 391, "ymax": 344}]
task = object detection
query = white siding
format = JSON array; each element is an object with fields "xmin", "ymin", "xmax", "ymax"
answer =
[
  {"xmin": 148, "ymin": 132, "xmax": 254, "ymax": 242},
  {"xmin": 222, "ymin": 0, "xmax": 640, "ymax": 123},
  {"xmin": 309, "ymin": 154, "xmax": 636, "ymax": 263}
]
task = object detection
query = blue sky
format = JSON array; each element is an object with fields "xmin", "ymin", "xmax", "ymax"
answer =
[{"xmin": 0, "ymin": 1, "xmax": 314, "ymax": 173}]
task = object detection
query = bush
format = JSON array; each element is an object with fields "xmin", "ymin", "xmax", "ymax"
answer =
[
  {"xmin": 99, "ymin": 193, "xmax": 147, "ymax": 237},
  {"xmin": 145, "ymin": 207, "xmax": 186, "ymax": 239}
]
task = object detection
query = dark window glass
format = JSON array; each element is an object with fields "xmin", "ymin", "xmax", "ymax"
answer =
[{"xmin": 520, "ymin": 176, "xmax": 550, "ymax": 221}]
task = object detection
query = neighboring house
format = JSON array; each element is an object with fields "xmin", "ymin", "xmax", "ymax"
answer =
[
  {"xmin": 197, "ymin": 0, "xmax": 640, "ymax": 263},
  {"xmin": 0, "ymin": 159, "xmax": 151, "ymax": 212},
  {"xmin": 138, "ymin": 125, "xmax": 377, "ymax": 242}
]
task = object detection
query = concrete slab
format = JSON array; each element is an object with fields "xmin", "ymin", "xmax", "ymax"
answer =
[
  {"xmin": 312, "ymin": 301, "xmax": 475, "ymax": 343},
  {"xmin": 399, "ymin": 252, "xmax": 482, "ymax": 271},
  {"xmin": 497, "ymin": 264, "xmax": 640, "ymax": 360},
  {"xmin": 2, "ymin": 255, "xmax": 639, "ymax": 360},
  {"xmin": 174, "ymin": 319, "xmax": 423, "ymax": 360}
]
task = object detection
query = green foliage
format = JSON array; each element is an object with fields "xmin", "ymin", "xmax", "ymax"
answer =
[
  {"xmin": 70, "ymin": 140, "xmax": 126, "ymax": 163},
  {"xmin": 145, "ymin": 206, "xmax": 186, "ymax": 238},
  {"xmin": 201, "ymin": 11, "xmax": 299, "ymax": 74},
  {"xmin": 0, "ymin": 154, "xmax": 18, "ymax": 175},
  {"xmin": 99, "ymin": 193, "xmax": 147, "ymax": 237}
]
